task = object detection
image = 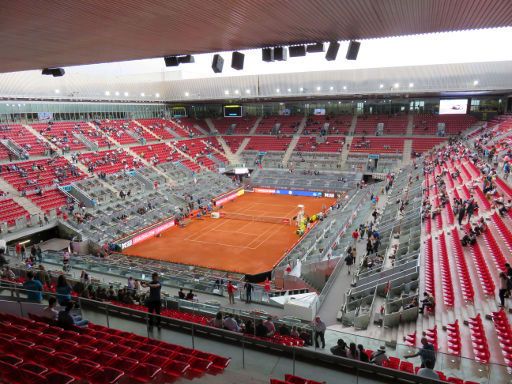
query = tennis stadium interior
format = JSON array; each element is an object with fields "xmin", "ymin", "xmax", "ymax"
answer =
[{"xmin": 1, "ymin": 2, "xmax": 512, "ymax": 384}]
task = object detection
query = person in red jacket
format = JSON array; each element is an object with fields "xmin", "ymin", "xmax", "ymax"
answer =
[
  {"xmin": 227, "ymin": 281, "xmax": 236, "ymax": 304},
  {"xmin": 351, "ymin": 229, "xmax": 359, "ymax": 243}
]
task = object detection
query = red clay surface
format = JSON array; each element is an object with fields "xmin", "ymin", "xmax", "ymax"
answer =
[{"xmin": 123, "ymin": 192, "xmax": 335, "ymax": 275}]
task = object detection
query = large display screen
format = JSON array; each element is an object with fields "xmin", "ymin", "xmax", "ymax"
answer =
[
  {"xmin": 439, "ymin": 99, "xmax": 468, "ymax": 115},
  {"xmin": 224, "ymin": 105, "xmax": 243, "ymax": 117}
]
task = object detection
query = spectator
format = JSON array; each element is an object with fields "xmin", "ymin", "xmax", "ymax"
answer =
[
  {"xmin": 37, "ymin": 265, "xmax": 51, "ymax": 288},
  {"xmin": 23, "ymin": 271, "xmax": 43, "ymax": 302},
  {"xmin": 370, "ymin": 346, "xmax": 389, "ymax": 366},
  {"xmin": 313, "ymin": 316, "xmax": 326, "ymax": 349},
  {"xmin": 178, "ymin": 288, "xmax": 185, "ymax": 300},
  {"xmin": 2, "ymin": 266, "xmax": 15, "ymax": 280},
  {"xmin": 290, "ymin": 326, "xmax": 300, "ymax": 338},
  {"xmin": 330, "ymin": 339, "xmax": 347, "ymax": 357},
  {"xmin": 263, "ymin": 316, "xmax": 276, "ymax": 337},
  {"xmin": 141, "ymin": 272, "xmax": 161, "ymax": 328},
  {"xmin": 244, "ymin": 280, "xmax": 253, "ymax": 304},
  {"xmin": 36, "ymin": 245, "xmax": 43, "ymax": 263},
  {"xmin": 56, "ymin": 275, "xmax": 73, "ymax": 306},
  {"xmin": 278, "ymin": 323, "xmax": 291, "ymax": 336},
  {"xmin": 210, "ymin": 312, "xmax": 223, "ymax": 328},
  {"xmin": 186, "ymin": 289, "xmax": 195, "ymax": 301},
  {"xmin": 418, "ymin": 292, "xmax": 435, "ymax": 314},
  {"xmin": 416, "ymin": 360, "xmax": 439, "ymax": 379},
  {"xmin": 227, "ymin": 281, "xmax": 236, "ymax": 304},
  {"xmin": 499, "ymin": 271, "xmax": 509, "ymax": 307},
  {"xmin": 404, "ymin": 337, "xmax": 436, "ymax": 368},
  {"xmin": 358, "ymin": 344, "xmax": 369, "ymax": 363},
  {"xmin": 255, "ymin": 319, "xmax": 269, "ymax": 337},
  {"xmin": 41, "ymin": 297, "xmax": 59, "ymax": 321},
  {"xmin": 223, "ymin": 314, "xmax": 241, "ymax": 332},
  {"xmin": 57, "ymin": 301, "xmax": 88, "ymax": 328},
  {"xmin": 347, "ymin": 342, "xmax": 360, "ymax": 360}
]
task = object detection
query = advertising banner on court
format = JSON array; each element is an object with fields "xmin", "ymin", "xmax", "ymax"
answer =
[
  {"xmin": 131, "ymin": 220, "xmax": 175, "ymax": 246},
  {"xmin": 213, "ymin": 187, "xmax": 245, "ymax": 206},
  {"xmin": 275, "ymin": 189, "xmax": 323, "ymax": 197},
  {"xmin": 253, "ymin": 188, "xmax": 276, "ymax": 194}
]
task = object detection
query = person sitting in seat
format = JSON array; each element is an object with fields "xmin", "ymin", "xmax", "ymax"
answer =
[
  {"xmin": 419, "ymin": 292, "xmax": 435, "ymax": 314},
  {"xmin": 461, "ymin": 229, "xmax": 477, "ymax": 247},
  {"xmin": 57, "ymin": 302, "xmax": 88, "ymax": 329}
]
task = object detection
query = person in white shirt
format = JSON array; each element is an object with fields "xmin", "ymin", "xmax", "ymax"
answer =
[
  {"xmin": 417, "ymin": 360, "xmax": 439, "ymax": 379},
  {"xmin": 223, "ymin": 314, "xmax": 240, "ymax": 332},
  {"xmin": 41, "ymin": 297, "xmax": 59, "ymax": 321}
]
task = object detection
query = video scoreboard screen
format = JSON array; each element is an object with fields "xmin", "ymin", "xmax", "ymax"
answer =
[{"xmin": 224, "ymin": 105, "xmax": 243, "ymax": 117}]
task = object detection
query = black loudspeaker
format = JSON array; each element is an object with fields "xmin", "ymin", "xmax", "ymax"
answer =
[
  {"xmin": 262, "ymin": 48, "xmax": 274, "ymax": 62},
  {"xmin": 164, "ymin": 56, "xmax": 179, "ymax": 66},
  {"xmin": 212, "ymin": 54, "xmax": 224, "ymax": 73},
  {"xmin": 307, "ymin": 42, "xmax": 325, "ymax": 53},
  {"xmin": 325, "ymin": 42, "xmax": 340, "ymax": 61},
  {"xmin": 346, "ymin": 41, "xmax": 360, "ymax": 60},
  {"xmin": 274, "ymin": 47, "xmax": 288, "ymax": 61},
  {"xmin": 289, "ymin": 45, "xmax": 306, "ymax": 57},
  {"xmin": 231, "ymin": 51, "xmax": 245, "ymax": 70},
  {"xmin": 42, "ymin": 68, "xmax": 65, "ymax": 77},
  {"xmin": 178, "ymin": 55, "xmax": 195, "ymax": 64}
]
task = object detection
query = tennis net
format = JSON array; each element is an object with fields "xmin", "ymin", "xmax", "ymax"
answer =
[{"xmin": 219, "ymin": 211, "xmax": 291, "ymax": 225}]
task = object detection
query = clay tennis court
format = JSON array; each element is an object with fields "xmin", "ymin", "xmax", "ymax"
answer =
[{"xmin": 123, "ymin": 192, "xmax": 336, "ymax": 275}]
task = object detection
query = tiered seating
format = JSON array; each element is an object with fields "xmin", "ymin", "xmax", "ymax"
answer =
[
  {"xmin": 131, "ymin": 143, "xmax": 182, "ymax": 165},
  {"xmin": 257, "ymin": 116, "xmax": 302, "ymax": 135},
  {"xmin": 212, "ymin": 117, "xmax": 257, "ymax": 134},
  {"xmin": 424, "ymin": 326, "xmax": 438, "ymax": 351},
  {"xmin": 78, "ymin": 149, "xmax": 141, "ymax": 174},
  {"xmin": 468, "ymin": 240, "xmax": 495, "ymax": 297},
  {"xmin": 98, "ymin": 120, "xmax": 139, "ymax": 144},
  {"xmin": 223, "ymin": 136, "xmax": 246, "ymax": 153},
  {"xmin": 350, "ymin": 137, "xmax": 404, "ymax": 154},
  {"xmin": 424, "ymin": 237, "xmax": 434, "ymax": 295},
  {"xmin": 491, "ymin": 212, "xmax": 512, "ymax": 252},
  {"xmin": 0, "ymin": 158, "xmax": 85, "ymax": 192},
  {"xmin": 491, "ymin": 310, "xmax": 512, "ymax": 368},
  {"xmin": 271, "ymin": 374, "xmax": 324, "ymax": 384},
  {"xmin": 171, "ymin": 118, "xmax": 205, "ymax": 136},
  {"xmin": 0, "ymin": 198, "xmax": 29, "ymax": 226},
  {"xmin": 410, "ymin": 137, "xmax": 447, "ymax": 153},
  {"xmin": 245, "ymin": 136, "xmax": 292, "ymax": 152},
  {"xmin": 173, "ymin": 139, "xmax": 217, "ymax": 171},
  {"xmin": 31, "ymin": 122, "xmax": 87, "ymax": 151},
  {"xmin": 29, "ymin": 188, "xmax": 72, "ymax": 213},
  {"xmin": 305, "ymin": 115, "xmax": 352, "ymax": 135},
  {"xmin": 446, "ymin": 320, "xmax": 462, "ymax": 356},
  {"xmin": 413, "ymin": 114, "xmax": 477, "ymax": 135},
  {"xmin": 0, "ymin": 124, "xmax": 47, "ymax": 156},
  {"xmin": 482, "ymin": 228, "xmax": 508, "ymax": 271},
  {"xmin": 495, "ymin": 176, "xmax": 512, "ymax": 199},
  {"xmin": 0, "ymin": 313, "xmax": 230, "ymax": 384},
  {"xmin": 438, "ymin": 233, "xmax": 455, "ymax": 306},
  {"xmin": 450, "ymin": 229, "xmax": 475, "ymax": 302},
  {"xmin": 136, "ymin": 118, "xmax": 176, "ymax": 139},
  {"xmin": 294, "ymin": 136, "xmax": 344, "ymax": 153},
  {"xmin": 354, "ymin": 114, "xmax": 408, "ymax": 135},
  {"xmin": 467, "ymin": 314, "xmax": 490, "ymax": 364}
]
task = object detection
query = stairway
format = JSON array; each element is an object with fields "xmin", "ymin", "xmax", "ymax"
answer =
[
  {"xmin": 204, "ymin": 118, "xmax": 217, "ymax": 134},
  {"xmin": 402, "ymin": 139, "xmax": 413, "ymax": 165},
  {"xmin": 406, "ymin": 113, "xmax": 414, "ymax": 136},
  {"xmin": 248, "ymin": 117, "xmax": 263, "ymax": 134},
  {"xmin": 348, "ymin": 115, "xmax": 358, "ymax": 136},
  {"xmin": 193, "ymin": 123, "xmax": 209, "ymax": 136},
  {"xmin": 201, "ymin": 139, "xmax": 238, "ymax": 165},
  {"xmin": 281, "ymin": 135, "xmax": 301, "ymax": 167},
  {"xmin": 22, "ymin": 124, "xmax": 58, "ymax": 154},
  {"xmin": 131, "ymin": 120, "xmax": 159, "ymax": 141},
  {"xmin": 0, "ymin": 178, "xmax": 41, "ymax": 215},
  {"xmin": 235, "ymin": 137, "xmax": 251, "ymax": 155},
  {"xmin": 338, "ymin": 136, "xmax": 353, "ymax": 168}
]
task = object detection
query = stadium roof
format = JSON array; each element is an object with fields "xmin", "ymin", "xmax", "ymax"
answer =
[{"xmin": 2, "ymin": 0, "xmax": 512, "ymax": 73}]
